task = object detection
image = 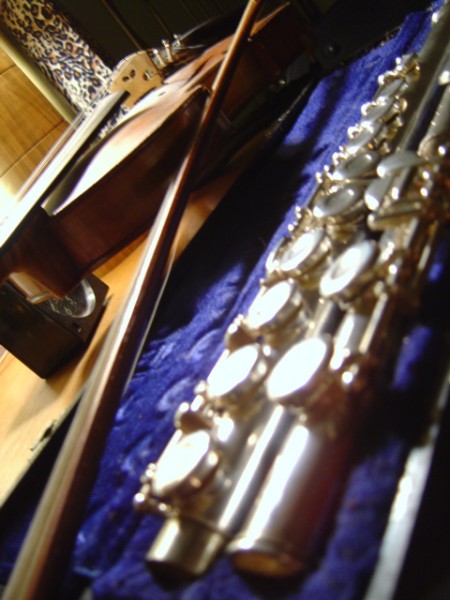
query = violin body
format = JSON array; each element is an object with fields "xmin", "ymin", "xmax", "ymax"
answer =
[{"xmin": 1, "ymin": 3, "xmax": 311, "ymax": 299}]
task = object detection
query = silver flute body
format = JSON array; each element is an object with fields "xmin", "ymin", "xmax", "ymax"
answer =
[{"xmin": 134, "ymin": 0, "xmax": 450, "ymax": 578}]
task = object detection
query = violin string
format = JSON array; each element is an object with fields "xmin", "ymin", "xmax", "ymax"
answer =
[
  {"xmin": 178, "ymin": 0, "xmax": 199, "ymax": 23},
  {"xmin": 147, "ymin": 1, "xmax": 173, "ymax": 38},
  {"xmin": 207, "ymin": 0, "xmax": 222, "ymax": 16},
  {"xmin": 192, "ymin": 0, "xmax": 210, "ymax": 21},
  {"xmin": 98, "ymin": 0, "xmax": 146, "ymax": 51}
]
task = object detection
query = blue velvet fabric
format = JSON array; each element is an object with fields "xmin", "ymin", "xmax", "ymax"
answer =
[{"xmin": 2, "ymin": 2, "xmax": 449, "ymax": 599}]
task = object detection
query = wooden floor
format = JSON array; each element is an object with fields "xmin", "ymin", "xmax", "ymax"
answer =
[
  {"xmin": 0, "ymin": 44, "xmax": 248, "ymax": 506},
  {"xmin": 0, "ymin": 48, "xmax": 68, "ymax": 220}
]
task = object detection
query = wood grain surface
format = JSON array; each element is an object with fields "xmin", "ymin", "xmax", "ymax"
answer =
[{"xmin": 0, "ymin": 44, "xmax": 247, "ymax": 506}]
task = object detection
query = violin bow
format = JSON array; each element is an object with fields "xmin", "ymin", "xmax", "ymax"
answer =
[{"xmin": 3, "ymin": 0, "xmax": 268, "ymax": 598}]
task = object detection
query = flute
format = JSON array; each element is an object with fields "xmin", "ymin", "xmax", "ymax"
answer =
[{"xmin": 134, "ymin": 0, "xmax": 450, "ymax": 578}]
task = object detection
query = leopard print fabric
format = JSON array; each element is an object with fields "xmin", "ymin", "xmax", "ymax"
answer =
[{"xmin": 0, "ymin": 0, "xmax": 112, "ymax": 112}]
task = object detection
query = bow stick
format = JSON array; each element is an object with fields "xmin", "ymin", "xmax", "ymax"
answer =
[{"xmin": 3, "ymin": 1, "xmax": 267, "ymax": 598}]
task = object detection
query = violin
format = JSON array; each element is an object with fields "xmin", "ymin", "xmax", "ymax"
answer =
[{"xmin": 0, "ymin": 2, "xmax": 312, "ymax": 300}]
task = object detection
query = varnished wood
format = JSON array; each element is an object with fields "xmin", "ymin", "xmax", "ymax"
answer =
[
  {"xmin": 0, "ymin": 25, "xmax": 263, "ymax": 506},
  {"xmin": 0, "ymin": 124, "xmax": 67, "ymax": 225},
  {"xmin": 0, "ymin": 4, "xmax": 291, "ymax": 507},
  {"xmin": 0, "ymin": 4, "xmax": 308, "ymax": 300},
  {"xmin": 0, "ymin": 238, "xmax": 144, "ymax": 507},
  {"xmin": 0, "ymin": 143, "xmax": 249, "ymax": 507},
  {"xmin": 0, "ymin": 49, "xmax": 13, "ymax": 73}
]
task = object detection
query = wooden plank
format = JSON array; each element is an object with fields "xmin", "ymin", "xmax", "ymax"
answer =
[
  {"xmin": 0, "ymin": 47, "xmax": 14, "ymax": 73},
  {"xmin": 0, "ymin": 67, "xmax": 64, "ymax": 176},
  {"xmin": 0, "ymin": 122, "xmax": 68, "ymax": 212}
]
